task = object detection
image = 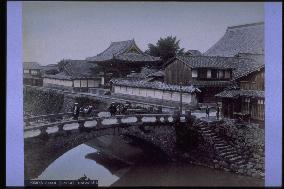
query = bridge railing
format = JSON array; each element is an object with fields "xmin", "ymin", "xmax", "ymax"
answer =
[{"xmin": 24, "ymin": 110, "xmax": 192, "ymax": 139}]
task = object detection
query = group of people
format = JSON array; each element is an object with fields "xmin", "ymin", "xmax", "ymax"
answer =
[
  {"xmin": 72, "ymin": 103, "xmax": 94, "ymax": 120},
  {"xmin": 72, "ymin": 101, "xmax": 132, "ymax": 119},
  {"xmin": 108, "ymin": 101, "xmax": 131, "ymax": 116}
]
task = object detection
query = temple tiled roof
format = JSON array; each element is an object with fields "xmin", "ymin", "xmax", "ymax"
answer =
[
  {"xmin": 127, "ymin": 67, "xmax": 158, "ymax": 79},
  {"xmin": 43, "ymin": 60, "xmax": 99, "ymax": 79},
  {"xmin": 204, "ymin": 22, "xmax": 264, "ymax": 57},
  {"xmin": 86, "ymin": 39, "xmax": 161, "ymax": 62},
  {"xmin": 23, "ymin": 62, "xmax": 42, "ymax": 70},
  {"xmin": 111, "ymin": 78, "xmax": 200, "ymax": 93},
  {"xmin": 215, "ymin": 89, "xmax": 264, "ymax": 98}
]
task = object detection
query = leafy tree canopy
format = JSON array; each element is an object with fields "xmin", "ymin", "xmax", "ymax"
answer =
[{"xmin": 145, "ymin": 36, "xmax": 185, "ymax": 62}]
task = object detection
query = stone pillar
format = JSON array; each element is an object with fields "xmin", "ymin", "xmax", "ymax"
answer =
[
  {"xmin": 78, "ymin": 120, "xmax": 85, "ymax": 132},
  {"xmin": 185, "ymin": 110, "xmax": 191, "ymax": 122}
]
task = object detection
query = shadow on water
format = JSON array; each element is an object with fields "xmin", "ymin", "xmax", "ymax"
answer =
[{"xmin": 27, "ymin": 135, "xmax": 264, "ymax": 187}]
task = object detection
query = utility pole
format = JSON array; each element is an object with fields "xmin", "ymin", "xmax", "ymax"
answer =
[{"xmin": 179, "ymin": 82, "xmax": 183, "ymax": 115}]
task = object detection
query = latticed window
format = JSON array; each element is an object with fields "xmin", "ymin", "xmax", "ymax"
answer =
[{"xmin": 192, "ymin": 69, "xmax": 198, "ymax": 78}]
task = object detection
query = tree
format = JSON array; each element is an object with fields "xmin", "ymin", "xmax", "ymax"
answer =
[{"xmin": 145, "ymin": 36, "xmax": 185, "ymax": 62}]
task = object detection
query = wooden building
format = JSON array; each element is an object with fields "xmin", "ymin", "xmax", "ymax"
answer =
[
  {"xmin": 23, "ymin": 62, "xmax": 43, "ymax": 86},
  {"xmin": 164, "ymin": 56, "xmax": 235, "ymax": 103},
  {"xmin": 216, "ymin": 56, "xmax": 264, "ymax": 124},
  {"xmin": 43, "ymin": 59, "xmax": 102, "ymax": 92},
  {"xmin": 86, "ymin": 39, "xmax": 162, "ymax": 86}
]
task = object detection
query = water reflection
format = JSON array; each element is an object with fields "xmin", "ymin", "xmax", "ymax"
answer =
[
  {"xmin": 33, "ymin": 136, "xmax": 263, "ymax": 187},
  {"xmin": 35, "ymin": 144, "xmax": 121, "ymax": 186}
]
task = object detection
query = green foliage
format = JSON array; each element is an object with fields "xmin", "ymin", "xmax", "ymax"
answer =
[{"xmin": 145, "ymin": 36, "xmax": 185, "ymax": 62}]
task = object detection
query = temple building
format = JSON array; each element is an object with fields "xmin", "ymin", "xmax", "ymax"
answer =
[
  {"xmin": 23, "ymin": 62, "xmax": 43, "ymax": 86},
  {"xmin": 86, "ymin": 39, "xmax": 162, "ymax": 86},
  {"xmin": 43, "ymin": 59, "xmax": 102, "ymax": 92}
]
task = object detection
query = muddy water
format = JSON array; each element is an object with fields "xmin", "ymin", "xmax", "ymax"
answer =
[{"xmin": 33, "ymin": 136, "xmax": 264, "ymax": 187}]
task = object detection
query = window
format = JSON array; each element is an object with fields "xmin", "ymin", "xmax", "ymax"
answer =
[
  {"xmin": 192, "ymin": 69, "xmax": 198, "ymax": 78},
  {"xmin": 211, "ymin": 69, "xmax": 217, "ymax": 78},
  {"xmin": 74, "ymin": 80, "xmax": 80, "ymax": 87},
  {"xmin": 31, "ymin": 70, "xmax": 38, "ymax": 75},
  {"xmin": 207, "ymin": 69, "xmax": 211, "ymax": 78},
  {"xmin": 225, "ymin": 70, "xmax": 230, "ymax": 78},
  {"xmin": 24, "ymin": 69, "xmax": 29, "ymax": 74},
  {"xmin": 218, "ymin": 70, "xmax": 224, "ymax": 79}
]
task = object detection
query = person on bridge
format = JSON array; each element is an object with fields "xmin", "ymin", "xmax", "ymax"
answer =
[
  {"xmin": 108, "ymin": 102, "xmax": 117, "ymax": 116},
  {"xmin": 206, "ymin": 106, "xmax": 210, "ymax": 117},
  {"xmin": 72, "ymin": 102, "xmax": 80, "ymax": 120}
]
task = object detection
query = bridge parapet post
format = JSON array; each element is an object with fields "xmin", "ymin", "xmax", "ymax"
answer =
[
  {"xmin": 78, "ymin": 120, "xmax": 85, "ymax": 132},
  {"xmin": 116, "ymin": 117, "xmax": 122, "ymax": 125},
  {"xmin": 173, "ymin": 110, "xmax": 181, "ymax": 123},
  {"xmin": 96, "ymin": 118, "xmax": 103, "ymax": 128},
  {"xmin": 58, "ymin": 124, "xmax": 64, "ymax": 132},
  {"xmin": 136, "ymin": 115, "xmax": 143, "ymax": 123}
]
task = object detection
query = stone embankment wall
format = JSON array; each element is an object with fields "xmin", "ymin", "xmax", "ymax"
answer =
[
  {"xmin": 177, "ymin": 117, "xmax": 265, "ymax": 179},
  {"xmin": 24, "ymin": 87, "xmax": 109, "ymax": 116},
  {"xmin": 215, "ymin": 119, "xmax": 265, "ymax": 177}
]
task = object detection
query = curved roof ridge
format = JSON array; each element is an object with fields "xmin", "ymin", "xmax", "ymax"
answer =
[{"xmin": 227, "ymin": 22, "xmax": 264, "ymax": 30}]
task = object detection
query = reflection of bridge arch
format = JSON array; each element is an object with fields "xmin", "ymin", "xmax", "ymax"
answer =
[{"xmin": 24, "ymin": 112, "xmax": 191, "ymax": 180}]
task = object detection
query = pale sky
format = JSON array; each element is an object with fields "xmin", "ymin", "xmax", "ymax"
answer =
[{"xmin": 23, "ymin": 1, "xmax": 264, "ymax": 66}]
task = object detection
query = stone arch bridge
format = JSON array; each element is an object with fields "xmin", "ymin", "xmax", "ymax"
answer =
[
  {"xmin": 24, "ymin": 111, "xmax": 189, "ymax": 179},
  {"xmin": 24, "ymin": 110, "xmax": 251, "ymax": 179}
]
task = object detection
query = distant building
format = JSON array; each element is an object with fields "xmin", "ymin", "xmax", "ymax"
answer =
[
  {"xmin": 23, "ymin": 62, "xmax": 43, "ymax": 86},
  {"xmin": 41, "ymin": 64, "xmax": 59, "ymax": 75},
  {"xmin": 185, "ymin": 50, "xmax": 202, "ymax": 56},
  {"xmin": 86, "ymin": 39, "xmax": 162, "ymax": 85},
  {"xmin": 43, "ymin": 59, "xmax": 102, "ymax": 92}
]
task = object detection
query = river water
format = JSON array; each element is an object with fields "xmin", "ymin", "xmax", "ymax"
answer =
[{"xmin": 33, "ymin": 136, "xmax": 263, "ymax": 187}]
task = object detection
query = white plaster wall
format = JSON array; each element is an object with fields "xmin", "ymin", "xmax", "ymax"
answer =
[
  {"xmin": 163, "ymin": 91, "xmax": 172, "ymax": 100},
  {"xmin": 88, "ymin": 80, "xmax": 95, "ymax": 87},
  {"xmin": 172, "ymin": 92, "xmax": 180, "ymax": 102},
  {"xmin": 81, "ymin": 80, "xmax": 87, "ymax": 87},
  {"xmin": 74, "ymin": 80, "xmax": 80, "ymax": 87},
  {"xmin": 146, "ymin": 89, "xmax": 155, "ymax": 98}
]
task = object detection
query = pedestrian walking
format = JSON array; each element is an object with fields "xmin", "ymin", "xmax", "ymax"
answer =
[
  {"xmin": 216, "ymin": 104, "xmax": 220, "ymax": 120},
  {"xmin": 206, "ymin": 106, "xmax": 210, "ymax": 117},
  {"xmin": 72, "ymin": 102, "xmax": 80, "ymax": 120}
]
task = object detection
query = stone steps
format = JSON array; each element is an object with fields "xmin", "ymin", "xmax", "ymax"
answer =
[{"xmin": 195, "ymin": 119, "xmax": 248, "ymax": 172}]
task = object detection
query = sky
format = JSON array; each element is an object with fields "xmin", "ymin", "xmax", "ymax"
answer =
[{"xmin": 23, "ymin": 2, "xmax": 264, "ymax": 66}]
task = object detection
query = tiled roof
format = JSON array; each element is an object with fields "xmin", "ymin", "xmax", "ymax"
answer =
[
  {"xmin": 111, "ymin": 78, "xmax": 200, "ymax": 93},
  {"xmin": 127, "ymin": 67, "xmax": 158, "ymax": 79},
  {"xmin": 166, "ymin": 54, "xmax": 264, "ymax": 80},
  {"xmin": 86, "ymin": 39, "xmax": 160, "ymax": 63},
  {"xmin": 233, "ymin": 58, "xmax": 264, "ymax": 80},
  {"xmin": 190, "ymin": 80, "xmax": 233, "ymax": 87},
  {"xmin": 43, "ymin": 60, "xmax": 99, "ymax": 79},
  {"xmin": 43, "ymin": 72, "xmax": 72, "ymax": 80},
  {"xmin": 23, "ymin": 62, "xmax": 42, "ymax": 70},
  {"xmin": 204, "ymin": 22, "xmax": 264, "ymax": 57},
  {"xmin": 166, "ymin": 55, "xmax": 236, "ymax": 69},
  {"xmin": 186, "ymin": 50, "xmax": 202, "ymax": 56},
  {"xmin": 115, "ymin": 53, "xmax": 160, "ymax": 62},
  {"xmin": 215, "ymin": 89, "xmax": 264, "ymax": 98},
  {"xmin": 147, "ymin": 70, "xmax": 165, "ymax": 77}
]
